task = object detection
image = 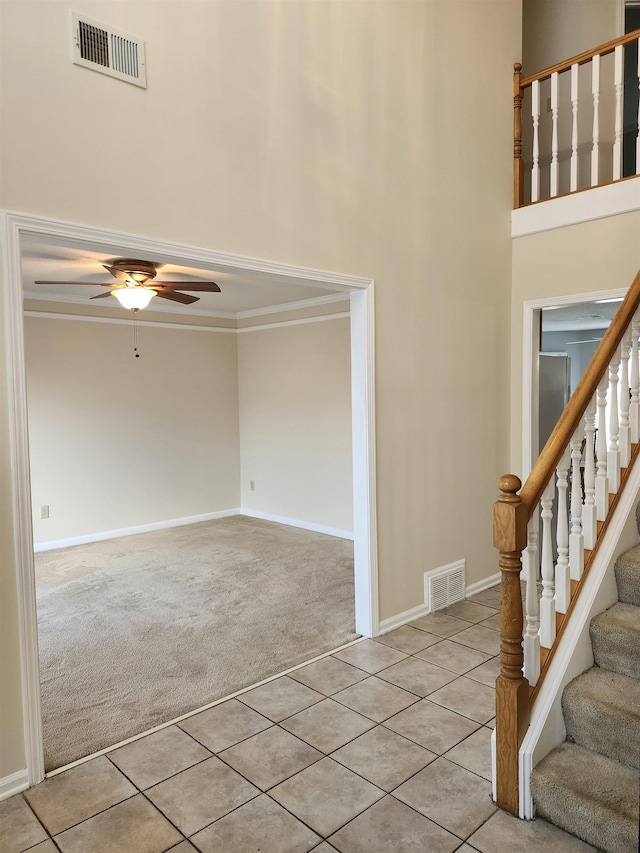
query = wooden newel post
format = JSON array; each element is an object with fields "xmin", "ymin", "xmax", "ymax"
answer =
[
  {"xmin": 513, "ymin": 62, "xmax": 524, "ymax": 209},
  {"xmin": 493, "ymin": 474, "xmax": 530, "ymax": 816}
]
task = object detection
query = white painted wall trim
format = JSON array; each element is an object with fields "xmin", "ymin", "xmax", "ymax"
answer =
[
  {"xmin": 23, "ymin": 309, "xmax": 350, "ymax": 334},
  {"xmin": 1, "ymin": 210, "xmax": 378, "ymax": 789},
  {"xmin": 350, "ymin": 286, "xmax": 378, "ymax": 638},
  {"xmin": 518, "ymin": 455, "xmax": 640, "ymax": 818},
  {"xmin": 512, "ymin": 177, "xmax": 640, "ymax": 238},
  {"xmin": 0, "ymin": 768, "xmax": 30, "ymax": 801},
  {"xmin": 378, "ymin": 603, "xmax": 431, "ymax": 635},
  {"xmin": 24, "ymin": 311, "xmax": 237, "ymax": 333},
  {"xmin": 522, "ymin": 287, "xmax": 628, "ymax": 481},
  {"xmin": 238, "ymin": 312, "xmax": 350, "ymax": 333},
  {"xmin": 236, "ymin": 292, "xmax": 349, "ymax": 319},
  {"xmin": 377, "ymin": 571, "xmax": 500, "ymax": 636},
  {"xmin": 1, "ymin": 212, "xmax": 45, "ymax": 787},
  {"xmin": 239, "ymin": 510, "xmax": 353, "ymax": 541},
  {"xmin": 33, "ymin": 510, "xmax": 242, "ymax": 552},
  {"xmin": 466, "ymin": 572, "xmax": 501, "ymax": 597}
]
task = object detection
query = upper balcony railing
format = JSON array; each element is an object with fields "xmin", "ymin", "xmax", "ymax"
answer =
[{"xmin": 514, "ymin": 30, "xmax": 640, "ymax": 208}]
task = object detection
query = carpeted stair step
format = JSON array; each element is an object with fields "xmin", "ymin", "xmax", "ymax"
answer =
[
  {"xmin": 530, "ymin": 742, "xmax": 640, "ymax": 853},
  {"xmin": 615, "ymin": 546, "xmax": 640, "ymax": 606},
  {"xmin": 562, "ymin": 667, "xmax": 640, "ymax": 770},
  {"xmin": 590, "ymin": 602, "xmax": 640, "ymax": 679}
]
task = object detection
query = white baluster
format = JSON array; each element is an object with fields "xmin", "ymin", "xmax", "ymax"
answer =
[
  {"xmin": 619, "ymin": 327, "xmax": 631, "ymax": 467},
  {"xmin": 595, "ymin": 373, "xmax": 609, "ymax": 520},
  {"xmin": 636, "ymin": 37, "xmax": 640, "ymax": 175},
  {"xmin": 531, "ymin": 79, "xmax": 541, "ymax": 203},
  {"xmin": 523, "ymin": 516, "xmax": 540, "ymax": 687},
  {"xmin": 583, "ymin": 393, "xmax": 598, "ymax": 549},
  {"xmin": 555, "ymin": 447, "xmax": 571, "ymax": 614},
  {"xmin": 570, "ymin": 63, "xmax": 579, "ymax": 192},
  {"xmin": 550, "ymin": 71, "xmax": 559, "ymax": 197},
  {"xmin": 569, "ymin": 426, "xmax": 584, "ymax": 580},
  {"xmin": 630, "ymin": 310, "xmax": 640, "ymax": 443},
  {"xmin": 540, "ymin": 478, "xmax": 556, "ymax": 648},
  {"xmin": 613, "ymin": 45, "xmax": 623, "ymax": 181},
  {"xmin": 591, "ymin": 54, "xmax": 601, "ymax": 187},
  {"xmin": 608, "ymin": 348, "xmax": 621, "ymax": 493}
]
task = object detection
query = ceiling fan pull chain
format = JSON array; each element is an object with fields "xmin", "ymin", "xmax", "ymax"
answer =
[{"xmin": 133, "ymin": 311, "xmax": 140, "ymax": 358}]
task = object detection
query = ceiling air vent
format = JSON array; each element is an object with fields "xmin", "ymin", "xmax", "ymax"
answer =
[
  {"xmin": 71, "ymin": 12, "xmax": 147, "ymax": 88},
  {"xmin": 424, "ymin": 560, "xmax": 466, "ymax": 612}
]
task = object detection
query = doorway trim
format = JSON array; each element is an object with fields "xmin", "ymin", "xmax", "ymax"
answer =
[
  {"xmin": 1, "ymin": 210, "xmax": 378, "ymax": 788},
  {"xmin": 522, "ymin": 287, "xmax": 628, "ymax": 479}
]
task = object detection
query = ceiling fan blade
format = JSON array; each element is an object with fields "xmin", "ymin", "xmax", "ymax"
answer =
[
  {"xmin": 154, "ymin": 290, "xmax": 200, "ymax": 304},
  {"xmin": 152, "ymin": 282, "xmax": 221, "ymax": 292},
  {"xmin": 90, "ymin": 291, "xmax": 116, "ymax": 299},
  {"xmin": 103, "ymin": 265, "xmax": 132, "ymax": 282},
  {"xmin": 35, "ymin": 280, "xmax": 114, "ymax": 286}
]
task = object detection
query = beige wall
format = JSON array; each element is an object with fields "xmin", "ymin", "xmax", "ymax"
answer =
[
  {"xmin": 0, "ymin": 0, "xmax": 521, "ymax": 780},
  {"xmin": 522, "ymin": 0, "xmax": 619, "ymax": 75},
  {"xmin": 511, "ymin": 210, "xmax": 640, "ymax": 475},
  {"xmin": 24, "ymin": 317, "xmax": 241, "ymax": 543},
  {"xmin": 238, "ymin": 317, "xmax": 352, "ymax": 532}
]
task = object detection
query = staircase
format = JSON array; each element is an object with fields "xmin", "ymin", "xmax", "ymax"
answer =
[{"xmin": 530, "ymin": 527, "xmax": 640, "ymax": 853}]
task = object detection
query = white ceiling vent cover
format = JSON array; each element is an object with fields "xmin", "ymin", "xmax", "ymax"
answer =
[
  {"xmin": 72, "ymin": 12, "xmax": 147, "ymax": 88},
  {"xmin": 424, "ymin": 560, "xmax": 466, "ymax": 612}
]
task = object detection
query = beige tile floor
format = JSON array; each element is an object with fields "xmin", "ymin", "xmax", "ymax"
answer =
[{"xmin": 1, "ymin": 590, "xmax": 597, "ymax": 853}]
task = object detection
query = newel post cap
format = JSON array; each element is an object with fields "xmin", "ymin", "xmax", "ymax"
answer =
[{"xmin": 493, "ymin": 474, "xmax": 527, "ymax": 553}]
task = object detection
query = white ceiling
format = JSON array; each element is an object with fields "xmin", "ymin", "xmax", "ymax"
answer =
[
  {"xmin": 541, "ymin": 299, "xmax": 622, "ymax": 332},
  {"xmin": 20, "ymin": 234, "xmax": 348, "ymax": 318}
]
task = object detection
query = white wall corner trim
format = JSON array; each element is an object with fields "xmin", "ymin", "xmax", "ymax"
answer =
[
  {"xmin": 33, "ymin": 510, "xmax": 242, "ymax": 552},
  {"xmin": 239, "ymin": 510, "xmax": 354, "ymax": 541},
  {"xmin": 1, "ymin": 210, "xmax": 378, "ymax": 788},
  {"xmin": 0, "ymin": 768, "xmax": 30, "ymax": 801},
  {"xmin": 512, "ymin": 177, "xmax": 640, "ymax": 238},
  {"xmin": 23, "ymin": 311, "xmax": 237, "ymax": 333},
  {"xmin": 238, "ymin": 312, "xmax": 350, "ymax": 333},
  {"xmin": 236, "ymin": 292, "xmax": 350, "ymax": 319}
]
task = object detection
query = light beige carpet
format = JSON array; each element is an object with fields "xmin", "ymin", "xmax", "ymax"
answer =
[{"xmin": 35, "ymin": 516, "xmax": 357, "ymax": 771}]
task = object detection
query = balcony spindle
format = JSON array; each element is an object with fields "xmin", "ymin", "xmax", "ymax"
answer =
[
  {"xmin": 550, "ymin": 72, "xmax": 559, "ymax": 197},
  {"xmin": 555, "ymin": 448, "xmax": 571, "ymax": 614},
  {"xmin": 523, "ymin": 517, "xmax": 540, "ymax": 687},
  {"xmin": 531, "ymin": 79, "xmax": 541, "ymax": 203},
  {"xmin": 569, "ymin": 426, "xmax": 585, "ymax": 580},
  {"xmin": 619, "ymin": 328, "xmax": 631, "ymax": 467},
  {"xmin": 631, "ymin": 310, "xmax": 640, "ymax": 443},
  {"xmin": 570, "ymin": 63, "xmax": 579, "ymax": 191},
  {"xmin": 539, "ymin": 477, "xmax": 556, "ymax": 647},
  {"xmin": 608, "ymin": 349, "xmax": 621, "ymax": 493},
  {"xmin": 596, "ymin": 374, "xmax": 609, "ymax": 520},
  {"xmin": 613, "ymin": 45, "xmax": 624, "ymax": 180},
  {"xmin": 591, "ymin": 54, "xmax": 601, "ymax": 187},
  {"xmin": 583, "ymin": 394, "xmax": 598, "ymax": 549}
]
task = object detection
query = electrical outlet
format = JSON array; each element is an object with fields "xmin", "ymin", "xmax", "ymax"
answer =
[
  {"xmin": 40, "ymin": 505, "xmax": 49, "ymax": 519},
  {"xmin": 250, "ymin": 480, "xmax": 255, "ymax": 491}
]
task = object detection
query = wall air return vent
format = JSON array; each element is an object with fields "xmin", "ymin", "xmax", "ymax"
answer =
[
  {"xmin": 72, "ymin": 12, "xmax": 147, "ymax": 88},
  {"xmin": 424, "ymin": 560, "xmax": 466, "ymax": 612}
]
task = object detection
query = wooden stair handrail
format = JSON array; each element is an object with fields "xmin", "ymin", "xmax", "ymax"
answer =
[
  {"xmin": 520, "ymin": 29, "xmax": 640, "ymax": 88},
  {"xmin": 521, "ymin": 268, "xmax": 640, "ymax": 517}
]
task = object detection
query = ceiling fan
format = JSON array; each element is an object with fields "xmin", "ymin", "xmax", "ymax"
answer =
[{"xmin": 35, "ymin": 258, "xmax": 221, "ymax": 312}]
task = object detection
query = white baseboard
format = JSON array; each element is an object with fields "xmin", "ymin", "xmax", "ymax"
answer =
[
  {"xmin": 466, "ymin": 572, "xmax": 501, "ymax": 597},
  {"xmin": 33, "ymin": 509, "xmax": 242, "ymax": 552},
  {"xmin": 377, "ymin": 572, "xmax": 501, "ymax": 636},
  {"xmin": 378, "ymin": 601, "xmax": 432, "ymax": 635},
  {"xmin": 239, "ymin": 510, "xmax": 354, "ymax": 541},
  {"xmin": 0, "ymin": 768, "xmax": 29, "ymax": 800}
]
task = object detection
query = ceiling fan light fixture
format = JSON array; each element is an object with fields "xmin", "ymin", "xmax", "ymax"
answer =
[{"xmin": 113, "ymin": 286, "xmax": 157, "ymax": 311}]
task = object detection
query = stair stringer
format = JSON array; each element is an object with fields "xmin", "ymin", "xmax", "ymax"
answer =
[{"xmin": 517, "ymin": 467, "xmax": 640, "ymax": 819}]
